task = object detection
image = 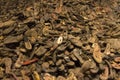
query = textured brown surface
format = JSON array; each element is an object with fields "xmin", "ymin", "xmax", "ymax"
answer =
[{"xmin": 0, "ymin": 0, "xmax": 120, "ymax": 80}]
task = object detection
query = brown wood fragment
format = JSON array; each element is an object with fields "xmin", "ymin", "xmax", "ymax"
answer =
[
  {"xmin": 92, "ymin": 43, "xmax": 103, "ymax": 63},
  {"xmin": 100, "ymin": 66, "xmax": 109, "ymax": 80},
  {"xmin": 0, "ymin": 20, "xmax": 15, "ymax": 28},
  {"xmin": 32, "ymin": 71, "xmax": 41, "ymax": 80},
  {"xmin": 24, "ymin": 40, "xmax": 32, "ymax": 50},
  {"xmin": 114, "ymin": 57, "xmax": 120, "ymax": 63},
  {"xmin": 111, "ymin": 61, "xmax": 120, "ymax": 70}
]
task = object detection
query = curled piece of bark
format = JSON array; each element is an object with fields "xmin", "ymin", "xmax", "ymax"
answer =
[
  {"xmin": 57, "ymin": 76, "xmax": 66, "ymax": 80},
  {"xmin": 114, "ymin": 57, "xmax": 120, "ymax": 63},
  {"xmin": 92, "ymin": 43, "xmax": 103, "ymax": 63},
  {"xmin": 111, "ymin": 61, "xmax": 120, "ymax": 70},
  {"xmin": 72, "ymin": 48, "xmax": 84, "ymax": 64},
  {"xmin": 67, "ymin": 72, "xmax": 77, "ymax": 80},
  {"xmin": 0, "ymin": 67, "xmax": 4, "ymax": 78},
  {"xmin": 21, "ymin": 70, "xmax": 30, "ymax": 80},
  {"xmin": 43, "ymin": 73, "xmax": 56, "ymax": 80},
  {"xmin": 32, "ymin": 71, "xmax": 41, "ymax": 80},
  {"xmin": 80, "ymin": 60, "xmax": 92, "ymax": 73},
  {"xmin": 2, "ymin": 57, "xmax": 12, "ymax": 73},
  {"xmin": 14, "ymin": 54, "xmax": 24, "ymax": 68},
  {"xmin": 4, "ymin": 35, "xmax": 23, "ymax": 44},
  {"xmin": 100, "ymin": 66, "xmax": 109, "ymax": 80},
  {"xmin": 0, "ymin": 20, "xmax": 15, "ymax": 28},
  {"xmin": 90, "ymin": 61, "xmax": 99, "ymax": 73},
  {"xmin": 24, "ymin": 39, "xmax": 32, "ymax": 50}
]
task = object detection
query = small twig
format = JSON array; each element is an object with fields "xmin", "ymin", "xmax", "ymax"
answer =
[
  {"xmin": 41, "ymin": 35, "xmax": 63, "ymax": 60},
  {"xmin": 22, "ymin": 58, "xmax": 38, "ymax": 66}
]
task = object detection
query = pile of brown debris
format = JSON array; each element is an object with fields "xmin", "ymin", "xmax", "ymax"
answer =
[{"xmin": 0, "ymin": 0, "xmax": 120, "ymax": 80}]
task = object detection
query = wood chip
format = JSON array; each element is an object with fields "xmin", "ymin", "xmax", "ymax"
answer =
[
  {"xmin": 0, "ymin": 20, "xmax": 15, "ymax": 28},
  {"xmin": 92, "ymin": 43, "xmax": 103, "ymax": 63}
]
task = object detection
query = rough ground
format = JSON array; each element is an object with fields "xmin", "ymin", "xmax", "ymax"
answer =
[{"xmin": 0, "ymin": 0, "xmax": 120, "ymax": 80}]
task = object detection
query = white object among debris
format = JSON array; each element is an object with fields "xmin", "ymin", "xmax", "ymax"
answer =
[{"xmin": 57, "ymin": 36, "xmax": 63, "ymax": 44}]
